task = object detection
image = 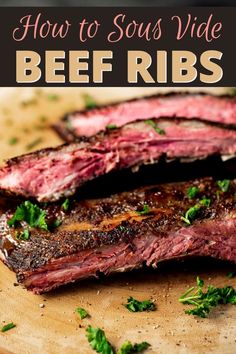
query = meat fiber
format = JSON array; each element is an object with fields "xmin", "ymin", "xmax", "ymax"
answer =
[
  {"xmin": 0, "ymin": 177, "xmax": 235, "ymax": 294},
  {"xmin": 53, "ymin": 94, "xmax": 236, "ymax": 140},
  {"xmin": 1, "ymin": 119, "xmax": 236, "ymax": 202}
]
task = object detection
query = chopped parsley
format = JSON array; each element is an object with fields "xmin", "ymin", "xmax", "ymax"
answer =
[
  {"xmin": 20, "ymin": 98, "xmax": 38, "ymax": 107},
  {"xmin": 86, "ymin": 326, "xmax": 150, "ymax": 354},
  {"xmin": 83, "ymin": 94, "xmax": 97, "ymax": 110},
  {"xmin": 117, "ymin": 341, "xmax": 150, "ymax": 354},
  {"xmin": 179, "ymin": 277, "xmax": 236, "ymax": 318},
  {"xmin": 125, "ymin": 297, "xmax": 156, "ymax": 312},
  {"xmin": 76, "ymin": 307, "xmax": 89, "ymax": 320},
  {"xmin": 8, "ymin": 201, "xmax": 48, "ymax": 231},
  {"xmin": 1, "ymin": 322, "xmax": 16, "ymax": 332},
  {"xmin": 8, "ymin": 137, "xmax": 19, "ymax": 145},
  {"xmin": 227, "ymin": 271, "xmax": 236, "ymax": 279},
  {"xmin": 26, "ymin": 137, "xmax": 43, "ymax": 150},
  {"xmin": 199, "ymin": 198, "xmax": 211, "ymax": 207},
  {"xmin": 181, "ymin": 198, "xmax": 211, "ymax": 225},
  {"xmin": 217, "ymin": 179, "xmax": 230, "ymax": 193},
  {"xmin": 47, "ymin": 93, "xmax": 60, "ymax": 101},
  {"xmin": 66, "ymin": 121, "xmax": 73, "ymax": 130},
  {"xmin": 106, "ymin": 124, "xmax": 117, "ymax": 130},
  {"xmin": 86, "ymin": 326, "xmax": 115, "ymax": 354},
  {"xmin": 50, "ymin": 219, "xmax": 62, "ymax": 229},
  {"xmin": 136, "ymin": 204, "xmax": 150, "ymax": 216},
  {"xmin": 145, "ymin": 119, "xmax": 165, "ymax": 135},
  {"xmin": 181, "ymin": 204, "xmax": 201, "ymax": 225},
  {"xmin": 16, "ymin": 229, "xmax": 30, "ymax": 241},
  {"xmin": 62, "ymin": 198, "xmax": 70, "ymax": 211},
  {"xmin": 187, "ymin": 186, "xmax": 199, "ymax": 199}
]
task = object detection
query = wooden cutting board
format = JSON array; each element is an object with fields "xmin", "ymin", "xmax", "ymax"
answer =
[{"xmin": 0, "ymin": 87, "xmax": 235, "ymax": 354}]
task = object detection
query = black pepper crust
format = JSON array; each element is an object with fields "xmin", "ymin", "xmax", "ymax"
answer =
[{"xmin": 0, "ymin": 177, "xmax": 235, "ymax": 273}]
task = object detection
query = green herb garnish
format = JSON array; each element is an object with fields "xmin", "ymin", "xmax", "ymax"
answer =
[
  {"xmin": 47, "ymin": 93, "xmax": 60, "ymax": 101},
  {"xmin": 227, "ymin": 271, "xmax": 236, "ymax": 279},
  {"xmin": 16, "ymin": 229, "xmax": 30, "ymax": 241},
  {"xmin": 217, "ymin": 179, "xmax": 230, "ymax": 193},
  {"xmin": 76, "ymin": 307, "xmax": 89, "ymax": 320},
  {"xmin": 187, "ymin": 186, "xmax": 199, "ymax": 199},
  {"xmin": 1, "ymin": 322, "xmax": 16, "ymax": 332},
  {"xmin": 8, "ymin": 201, "xmax": 48, "ymax": 231},
  {"xmin": 8, "ymin": 137, "xmax": 19, "ymax": 145},
  {"xmin": 106, "ymin": 124, "xmax": 117, "ymax": 130},
  {"xmin": 51, "ymin": 219, "xmax": 62, "ymax": 229},
  {"xmin": 20, "ymin": 98, "xmax": 38, "ymax": 107},
  {"xmin": 145, "ymin": 119, "xmax": 165, "ymax": 135},
  {"xmin": 199, "ymin": 198, "xmax": 211, "ymax": 207},
  {"xmin": 62, "ymin": 198, "xmax": 70, "ymax": 211},
  {"xmin": 181, "ymin": 205, "xmax": 201, "ymax": 225},
  {"xmin": 179, "ymin": 277, "xmax": 236, "ymax": 318},
  {"xmin": 26, "ymin": 137, "xmax": 43, "ymax": 150},
  {"xmin": 66, "ymin": 121, "xmax": 73, "ymax": 130},
  {"xmin": 181, "ymin": 198, "xmax": 211, "ymax": 225},
  {"xmin": 136, "ymin": 204, "xmax": 150, "ymax": 216},
  {"xmin": 86, "ymin": 326, "xmax": 115, "ymax": 354},
  {"xmin": 83, "ymin": 94, "xmax": 97, "ymax": 110},
  {"xmin": 117, "ymin": 341, "xmax": 150, "ymax": 354},
  {"xmin": 125, "ymin": 297, "xmax": 156, "ymax": 312}
]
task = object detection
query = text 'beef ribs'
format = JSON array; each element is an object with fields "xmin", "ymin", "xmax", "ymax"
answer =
[
  {"xmin": 53, "ymin": 94, "xmax": 236, "ymax": 141},
  {"xmin": 1, "ymin": 119, "xmax": 236, "ymax": 201},
  {"xmin": 0, "ymin": 177, "xmax": 235, "ymax": 294}
]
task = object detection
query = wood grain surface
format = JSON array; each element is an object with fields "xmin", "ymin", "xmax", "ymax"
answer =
[{"xmin": 0, "ymin": 87, "xmax": 235, "ymax": 354}]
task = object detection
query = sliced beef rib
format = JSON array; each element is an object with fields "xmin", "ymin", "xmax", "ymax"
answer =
[
  {"xmin": 53, "ymin": 94, "xmax": 236, "ymax": 140},
  {"xmin": 0, "ymin": 177, "xmax": 235, "ymax": 294},
  {"xmin": 1, "ymin": 119, "xmax": 236, "ymax": 201}
]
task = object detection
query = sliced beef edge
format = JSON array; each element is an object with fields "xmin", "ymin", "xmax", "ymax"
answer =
[
  {"xmin": 1, "ymin": 119, "xmax": 236, "ymax": 202},
  {"xmin": 53, "ymin": 93, "xmax": 236, "ymax": 140},
  {"xmin": 0, "ymin": 177, "xmax": 235, "ymax": 294}
]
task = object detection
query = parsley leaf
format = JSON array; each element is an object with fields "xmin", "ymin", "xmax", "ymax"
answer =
[
  {"xmin": 125, "ymin": 297, "xmax": 156, "ymax": 312},
  {"xmin": 8, "ymin": 201, "xmax": 48, "ymax": 231},
  {"xmin": 199, "ymin": 198, "xmax": 211, "ymax": 207},
  {"xmin": 47, "ymin": 93, "xmax": 60, "ymax": 101},
  {"xmin": 181, "ymin": 205, "xmax": 201, "ymax": 225},
  {"xmin": 61, "ymin": 198, "xmax": 70, "ymax": 211},
  {"xmin": 50, "ymin": 219, "xmax": 62, "ymax": 229},
  {"xmin": 217, "ymin": 179, "xmax": 230, "ymax": 193},
  {"xmin": 76, "ymin": 307, "xmax": 89, "ymax": 320},
  {"xmin": 181, "ymin": 198, "xmax": 211, "ymax": 225},
  {"xmin": 26, "ymin": 137, "xmax": 43, "ymax": 151},
  {"xmin": 1, "ymin": 322, "xmax": 16, "ymax": 332},
  {"xmin": 83, "ymin": 94, "xmax": 97, "ymax": 110},
  {"xmin": 179, "ymin": 277, "xmax": 236, "ymax": 318},
  {"xmin": 106, "ymin": 124, "xmax": 117, "ymax": 130},
  {"xmin": 145, "ymin": 120, "xmax": 165, "ymax": 135},
  {"xmin": 117, "ymin": 340, "xmax": 150, "ymax": 354},
  {"xmin": 8, "ymin": 137, "xmax": 19, "ymax": 145},
  {"xmin": 16, "ymin": 229, "xmax": 30, "ymax": 241},
  {"xmin": 187, "ymin": 186, "xmax": 199, "ymax": 199},
  {"xmin": 86, "ymin": 326, "xmax": 115, "ymax": 354},
  {"xmin": 136, "ymin": 204, "xmax": 150, "ymax": 216},
  {"xmin": 227, "ymin": 271, "xmax": 236, "ymax": 279}
]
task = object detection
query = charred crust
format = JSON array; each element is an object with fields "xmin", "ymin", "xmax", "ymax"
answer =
[{"xmin": 1, "ymin": 177, "xmax": 235, "ymax": 274}]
